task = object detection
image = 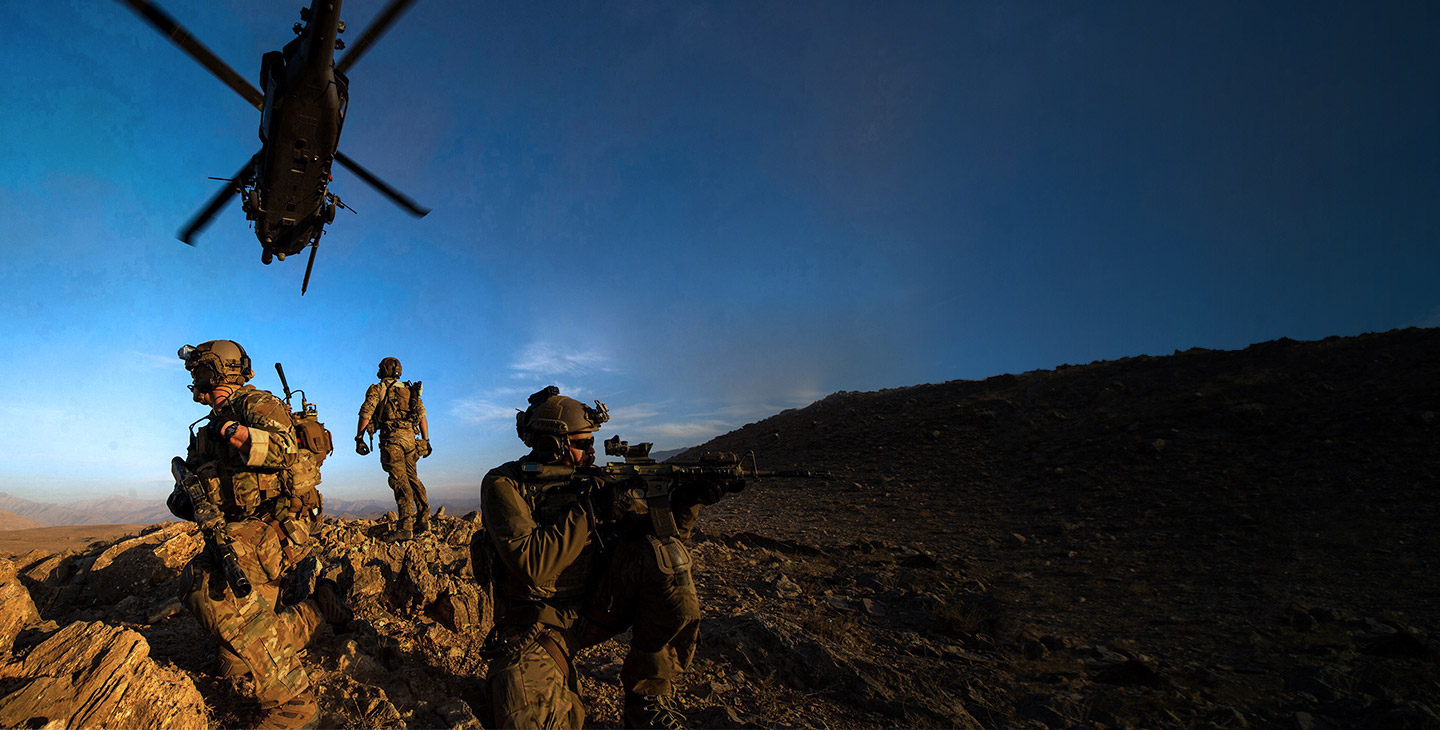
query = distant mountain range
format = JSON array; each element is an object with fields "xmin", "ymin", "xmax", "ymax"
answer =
[
  {"xmin": 0, "ymin": 489, "xmax": 484, "ymax": 528},
  {"xmin": 0, "ymin": 448, "xmax": 709, "ymax": 528},
  {"xmin": 0, "ymin": 493, "xmax": 170, "ymax": 528}
]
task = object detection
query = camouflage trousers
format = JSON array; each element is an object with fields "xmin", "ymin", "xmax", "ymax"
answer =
[
  {"xmin": 380, "ymin": 435, "xmax": 428, "ymax": 527},
  {"xmin": 585, "ymin": 532, "xmax": 702, "ymax": 697},
  {"xmin": 487, "ymin": 628, "xmax": 586, "ymax": 730},
  {"xmin": 181, "ymin": 519, "xmax": 324, "ymax": 705},
  {"xmin": 486, "ymin": 532, "xmax": 701, "ymax": 727}
]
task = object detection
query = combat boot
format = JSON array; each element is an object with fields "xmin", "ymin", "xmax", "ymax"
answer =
[
  {"xmin": 384, "ymin": 526, "xmax": 413, "ymax": 543},
  {"xmin": 623, "ymin": 691, "xmax": 687, "ymax": 730},
  {"xmin": 257, "ymin": 690, "xmax": 320, "ymax": 730},
  {"xmin": 414, "ymin": 519, "xmax": 431, "ymax": 536},
  {"xmin": 313, "ymin": 578, "xmax": 353, "ymax": 627}
]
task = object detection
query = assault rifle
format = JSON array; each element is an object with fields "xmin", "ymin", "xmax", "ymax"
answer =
[
  {"xmin": 170, "ymin": 457, "xmax": 253, "ymax": 598},
  {"xmin": 522, "ymin": 436, "xmax": 829, "ymax": 540}
]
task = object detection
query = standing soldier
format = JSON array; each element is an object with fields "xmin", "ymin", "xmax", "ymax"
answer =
[
  {"xmin": 171, "ymin": 340, "xmax": 350, "ymax": 730},
  {"xmin": 355, "ymin": 356, "xmax": 432, "ymax": 542},
  {"xmin": 475, "ymin": 386, "xmax": 712, "ymax": 729}
]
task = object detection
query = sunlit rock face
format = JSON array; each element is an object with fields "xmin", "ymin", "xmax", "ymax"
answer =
[{"xmin": 0, "ymin": 621, "xmax": 209, "ymax": 729}]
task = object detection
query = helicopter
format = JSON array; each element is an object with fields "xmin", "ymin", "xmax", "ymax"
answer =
[{"xmin": 117, "ymin": 0, "xmax": 430, "ymax": 294}]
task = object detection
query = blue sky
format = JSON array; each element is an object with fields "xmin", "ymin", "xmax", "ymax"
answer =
[{"xmin": 0, "ymin": 0, "xmax": 1436, "ymax": 503}]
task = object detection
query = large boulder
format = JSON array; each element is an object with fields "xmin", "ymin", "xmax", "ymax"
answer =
[
  {"xmin": 89, "ymin": 522, "xmax": 202, "ymax": 604},
  {"xmin": 0, "ymin": 621, "xmax": 208, "ymax": 729}
]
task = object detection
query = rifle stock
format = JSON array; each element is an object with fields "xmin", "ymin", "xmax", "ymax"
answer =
[{"xmin": 171, "ymin": 457, "xmax": 253, "ymax": 599}]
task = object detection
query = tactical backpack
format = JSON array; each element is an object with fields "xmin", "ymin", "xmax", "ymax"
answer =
[{"xmin": 376, "ymin": 379, "xmax": 423, "ymax": 430}]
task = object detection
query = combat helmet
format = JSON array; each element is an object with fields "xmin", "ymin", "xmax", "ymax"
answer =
[
  {"xmin": 378, "ymin": 357, "xmax": 402, "ymax": 379},
  {"xmin": 516, "ymin": 386, "xmax": 609, "ymax": 454},
  {"xmin": 178, "ymin": 340, "xmax": 254, "ymax": 396}
]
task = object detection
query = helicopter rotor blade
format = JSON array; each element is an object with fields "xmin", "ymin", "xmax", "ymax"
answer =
[
  {"xmin": 179, "ymin": 155, "xmax": 256, "ymax": 245},
  {"xmin": 301, "ymin": 242, "xmax": 319, "ymax": 296},
  {"xmin": 115, "ymin": 0, "xmax": 264, "ymax": 110},
  {"xmin": 335, "ymin": 0, "xmax": 420, "ymax": 75},
  {"xmin": 334, "ymin": 151, "xmax": 431, "ymax": 218}
]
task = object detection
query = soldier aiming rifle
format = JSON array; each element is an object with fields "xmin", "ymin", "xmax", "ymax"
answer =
[{"xmin": 473, "ymin": 385, "xmax": 828, "ymax": 729}]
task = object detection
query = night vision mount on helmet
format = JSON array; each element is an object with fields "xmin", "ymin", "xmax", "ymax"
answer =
[
  {"xmin": 179, "ymin": 340, "xmax": 255, "ymax": 396},
  {"xmin": 516, "ymin": 385, "xmax": 610, "ymax": 447}
]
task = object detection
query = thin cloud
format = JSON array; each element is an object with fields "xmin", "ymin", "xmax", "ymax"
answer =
[
  {"xmin": 450, "ymin": 398, "xmax": 517, "ymax": 426},
  {"xmin": 510, "ymin": 342, "xmax": 616, "ymax": 378},
  {"xmin": 605, "ymin": 402, "xmax": 666, "ymax": 425},
  {"xmin": 135, "ymin": 351, "xmax": 184, "ymax": 370},
  {"xmin": 451, "ymin": 382, "xmax": 588, "ymax": 425},
  {"xmin": 643, "ymin": 420, "xmax": 734, "ymax": 445},
  {"xmin": 1418, "ymin": 305, "xmax": 1440, "ymax": 328}
]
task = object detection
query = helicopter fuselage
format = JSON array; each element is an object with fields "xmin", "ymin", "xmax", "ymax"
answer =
[
  {"xmin": 117, "ymin": 0, "xmax": 427, "ymax": 292},
  {"xmin": 246, "ymin": 0, "xmax": 349, "ymax": 261}
]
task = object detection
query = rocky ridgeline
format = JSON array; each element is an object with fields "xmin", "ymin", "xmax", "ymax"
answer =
[
  {"xmin": 2, "ymin": 509, "xmax": 988, "ymax": 728},
  {"xmin": 3, "ymin": 328, "xmax": 1439, "ymax": 728}
]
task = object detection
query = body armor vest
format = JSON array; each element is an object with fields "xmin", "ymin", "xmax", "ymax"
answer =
[
  {"xmin": 485, "ymin": 461, "xmax": 599, "ymax": 628},
  {"xmin": 189, "ymin": 386, "xmax": 291, "ymax": 520},
  {"xmin": 376, "ymin": 379, "xmax": 419, "ymax": 434}
]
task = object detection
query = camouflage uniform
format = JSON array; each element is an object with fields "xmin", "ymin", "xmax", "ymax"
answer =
[
  {"xmin": 479, "ymin": 459, "xmax": 597, "ymax": 728},
  {"xmin": 358, "ymin": 377, "xmax": 429, "ymax": 533},
  {"xmin": 180, "ymin": 384, "xmax": 326, "ymax": 711},
  {"xmin": 477, "ymin": 387, "xmax": 705, "ymax": 729},
  {"xmin": 585, "ymin": 501, "xmax": 704, "ymax": 704}
]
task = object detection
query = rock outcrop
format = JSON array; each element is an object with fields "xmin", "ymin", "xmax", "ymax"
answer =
[
  {"xmin": 0, "ymin": 557, "xmax": 39, "ymax": 657},
  {"xmin": 0, "ymin": 621, "xmax": 208, "ymax": 729}
]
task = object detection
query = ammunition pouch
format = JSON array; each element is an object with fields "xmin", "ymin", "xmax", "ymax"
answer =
[
  {"xmin": 650, "ymin": 534, "xmax": 692, "ymax": 577},
  {"xmin": 293, "ymin": 419, "xmax": 334, "ymax": 464}
]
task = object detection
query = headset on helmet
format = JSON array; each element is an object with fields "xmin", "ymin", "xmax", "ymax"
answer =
[
  {"xmin": 178, "ymin": 340, "xmax": 254, "ymax": 393},
  {"xmin": 378, "ymin": 357, "xmax": 402, "ymax": 379},
  {"xmin": 515, "ymin": 385, "xmax": 609, "ymax": 448}
]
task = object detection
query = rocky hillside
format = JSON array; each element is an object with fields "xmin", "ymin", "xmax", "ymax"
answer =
[
  {"xmin": 0, "ymin": 510, "xmax": 43, "ymax": 532},
  {"xmin": 1, "ymin": 327, "xmax": 1437, "ymax": 729}
]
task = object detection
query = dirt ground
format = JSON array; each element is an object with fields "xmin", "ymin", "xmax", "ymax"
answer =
[{"xmin": 0, "ymin": 524, "xmax": 146, "ymax": 559}]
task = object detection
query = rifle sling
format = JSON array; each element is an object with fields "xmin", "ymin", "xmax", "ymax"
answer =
[{"xmin": 535, "ymin": 628, "xmax": 572, "ymax": 682}]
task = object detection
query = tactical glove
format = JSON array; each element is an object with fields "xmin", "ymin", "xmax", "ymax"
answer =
[
  {"xmin": 417, "ymin": 438, "xmax": 433, "ymax": 458},
  {"xmin": 354, "ymin": 436, "xmax": 371, "ymax": 456},
  {"xmin": 166, "ymin": 485, "xmax": 195, "ymax": 522},
  {"xmin": 674, "ymin": 477, "xmax": 733, "ymax": 507},
  {"xmin": 574, "ymin": 477, "xmax": 619, "ymax": 527}
]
